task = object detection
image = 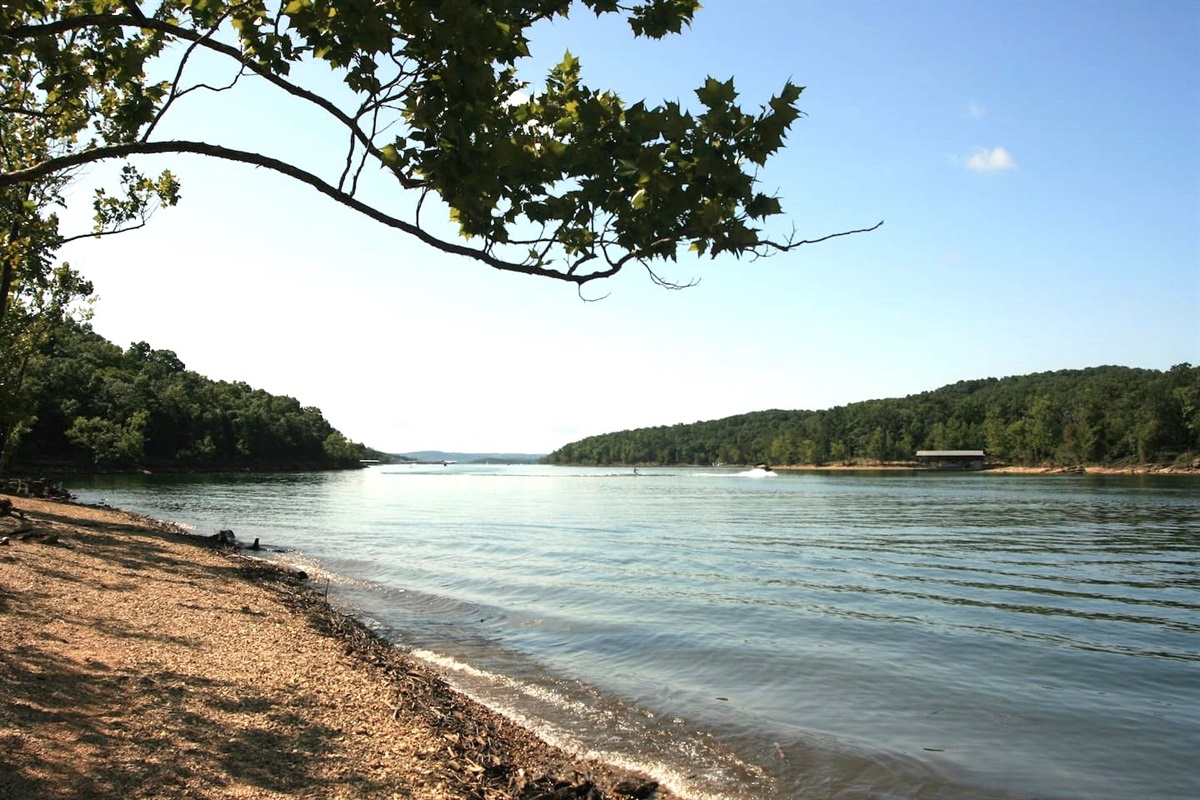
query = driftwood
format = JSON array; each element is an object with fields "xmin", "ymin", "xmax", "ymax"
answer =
[
  {"xmin": 210, "ymin": 528, "xmax": 238, "ymax": 546},
  {"xmin": 209, "ymin": 530, "xmax": 259, "ymax": 549},
  {"xmin": 0, "ymin": 498, "xmax": 37, "ymax": 540},
  {"xmin": 210, "ymin": 529, "xmax": 306, "ymax": 580},
  {"xmin": 16, "ymin": 530, "xmax": 58, "ymax": 544},
  {"xmin": 0, "ymin": 510, "xmax": 61, "ymax": 545},
  {"xmin": 277, "ymin": 563, "xmax": 309, "ymax": 580},
  {"xmin": 1, "ymin": 497, "xmax": 26, "ymax": 520},
  {"xmin": 523, "ymin": 778, "xmax": 659, "ymax": 799},
  {"xmin": 614, "ymin": 781, "xmax": 660, "ymax": 799},
  {"xmin": 209, "ymin": 529, "xmax": 280, "ymax": 560},
  {"xmin": 1, "ymin": 478, "xmax": 71, "ymax": 500}
]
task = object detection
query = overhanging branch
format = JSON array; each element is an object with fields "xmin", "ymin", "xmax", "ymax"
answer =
[
  {"xmin": 0, "ymin": 140, "xmax": 620, "ymax": 284},
  {"xmin": 2, "ymin": 12, "xmax": 886, "ymax": 290},
  {"xmin": 2, "ymin": 12, "xmax": 423, "ymax": 190},
  {"xmin": 770, "ymin": 219, "xmax": 885, "ymax": 249}
]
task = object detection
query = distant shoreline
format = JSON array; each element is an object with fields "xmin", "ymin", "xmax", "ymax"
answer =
[
  {"xmin": 768, "ymin": 463, "xmax": 1199, "ymax": 475},
  {"xmin": 562, "ymin": 462, "xmax": 1199, "ymax": 475}
]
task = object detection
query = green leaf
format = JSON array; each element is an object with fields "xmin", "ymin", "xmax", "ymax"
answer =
[
  {"xmin": 695, "ymin": 76, "xmax": 737, "ymax": 108},
  {"xmin": 745, "ymin": 193, "xmax": 782, "ymax": 220}
]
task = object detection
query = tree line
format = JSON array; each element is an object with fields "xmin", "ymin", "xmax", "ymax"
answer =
[
  {"xmin": 546, "ymin": 365, "xmax": 1200, "ymax": 468},
  {"xmin": 5, "ymin": 320, "xmax": 382, "ymax": 472}
]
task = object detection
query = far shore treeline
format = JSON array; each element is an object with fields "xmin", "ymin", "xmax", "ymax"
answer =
[
  {"xmin": 546, "ymin": 365, "xmax": 1200, "ymax": 469},
  {"xmin": 5, "ymin": 321, "xmax": 386, "ymax": 473}
]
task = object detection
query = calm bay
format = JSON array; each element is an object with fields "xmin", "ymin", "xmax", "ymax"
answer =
[{"xmin": 67, "ymin": 466, "xmax": 1200, "ymax": 800}]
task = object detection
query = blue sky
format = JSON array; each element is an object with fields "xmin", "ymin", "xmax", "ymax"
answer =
[{"xmin": 58, "ymin": 0, "xmax": 1199, "ymax": 453}]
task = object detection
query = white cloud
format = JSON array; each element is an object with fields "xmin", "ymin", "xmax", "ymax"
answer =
[
  {"xmin": 967, "ymin": 101, "xmax": 986, "ymax": 118},
  {"xmin": 504, "ymin": 88, "xmax": 531, "ymax": 106},
  {"xmin": 963, "ymin": 146, "xmax": 1017, "ymax": 172}
]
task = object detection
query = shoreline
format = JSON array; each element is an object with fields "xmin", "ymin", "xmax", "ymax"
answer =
[
  {"xmin": 768, "ymin": 463, "xmax": 1199, "ymax": 475},
  {"xmin": 550, "ymin": 462, "xmax": 1198, "ymax": 475},
  {"xmin": 0, "ymin": 496, "xmax": 672, "ymax": 800}
]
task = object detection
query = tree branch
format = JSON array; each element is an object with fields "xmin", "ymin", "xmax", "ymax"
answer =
[
  {"xmin": 1, "ymin": 11, "xmax": 885, "ymax": 291},
  {"xmin": 59, "ymin": 220, "xmax": 148, "ymax": 246},
  {"xmin": 770, "ymin": 219, "xmax": 885, "ymax": 249},
  {"xmin": 142, "ymin": 15, "xmax": 232, "ymax": 143},
  {"xmin": 2, "ymin": 13, "xmax": 423, "ymax": 190},
  {"xmin": 0, "ymin": 140, "xmax": 622, "ymax": 284}
]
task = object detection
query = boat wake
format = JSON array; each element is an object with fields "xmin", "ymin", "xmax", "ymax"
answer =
[{"xmin": 736, "ymin": 467, "xmax": 777, "ymax": 478}]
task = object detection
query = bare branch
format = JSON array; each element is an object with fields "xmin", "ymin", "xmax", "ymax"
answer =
[
  {"xmin": 59, "ymin": 219, "xmax": 148, "ymax": 246},
  {"xmin": 143, "ymin": 17, "xmax": 234, "ymax": 142},
  {"xmin": 577, "ymin": 283, "xmax": 612, "ymax": 303},
  {"xmin": 769, "ymin": 219, "xmax": 885, "ymax": 249},
  {"xmin": 567, "ymin": 252, "xmax": 595, "ymax": 276},
  {"xmin": 643, "ymin": 262, "xmax": 700, "ymax": 290}
]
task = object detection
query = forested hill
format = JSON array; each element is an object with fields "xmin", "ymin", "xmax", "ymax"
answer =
[
  {"xmin": 8, "ymin": 321, "xmax": 383, "ymax": 472},
  {"xmin": 546, "ymin": 365, "xmax": 1200, "ymax": 468}
]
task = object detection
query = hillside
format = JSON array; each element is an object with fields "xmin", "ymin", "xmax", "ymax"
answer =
[
  {"xmin": 546, "ymin": 365, "xmax": 1200, "ymax": 468},
  {"xmin": 6, "ymin": 321, "xmax": 384, "ymax": 473}
]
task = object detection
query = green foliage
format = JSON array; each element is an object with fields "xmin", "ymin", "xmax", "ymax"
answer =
[
  {"xmin": 0, "ymin": 4, "xmax": 175, "ymax": 467},
  {"xmin": 92, "ymin": 165, "xmax": 181, "ymax": 237},
  {"xmin": 321, "ymin": 431, "xmax": 360, "ymax": 463},
  {"xmin": 0, "ymin": 1, "xmax": 869, "ymax": 287},
  {"xmin": 545, "ymin": 366, "xmax": 1200, "ymax": 467},
  {"xmin": 11, "ymin": 319, "xmax": 376, "ymax": 471},
  {"xmin": 66, "ymin": 409, "xmax": 149, "ymax": 467},
  {"xmin": 0, "ymin": 2, "xmax": 179, "ymax": 313},
  {"xmin": 0, "ymin": 261, "xmax": 93, "ymax": 468}
]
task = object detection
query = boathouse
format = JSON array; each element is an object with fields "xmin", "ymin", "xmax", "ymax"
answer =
[{"xmin": 915, "ymin": 450, "xmax": 986, "ymax": 470}]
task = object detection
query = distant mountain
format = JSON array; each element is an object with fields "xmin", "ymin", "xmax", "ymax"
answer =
[{"xmin": 396, "ymin": 451, "xmax": 546, "ymax": 464}]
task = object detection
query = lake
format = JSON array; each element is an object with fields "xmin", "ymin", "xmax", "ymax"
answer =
[{"xmin": 67, "ymin": 466, "xmax": 1200, "ymax": 800}]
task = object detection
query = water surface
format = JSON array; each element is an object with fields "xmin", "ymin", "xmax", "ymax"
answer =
[{"xmin": 69, "ymin": 466, "xmax": 1200, "ymax": 800}]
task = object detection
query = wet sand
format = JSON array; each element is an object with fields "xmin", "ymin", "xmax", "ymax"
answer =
[{"xmin": 0, "ymin": 496, "xmax": 669, "ymax": 800}]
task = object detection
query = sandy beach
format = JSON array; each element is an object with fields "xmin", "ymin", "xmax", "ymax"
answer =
[{"xmin": 0, "ymin": 496, "xmax": 669, "ymax": 800}]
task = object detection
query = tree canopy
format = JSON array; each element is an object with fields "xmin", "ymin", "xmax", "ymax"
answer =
[
  {"xmin": 545, "ymin": 365, "xmax": 1200, "ymax": 468},
  {"xmin": 10, "ymin": 318, "xmax": 382, "ymax": 470},
  {"xmin": 0, "ymin": 0, "xmax": 880, "ymax": 293}
]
